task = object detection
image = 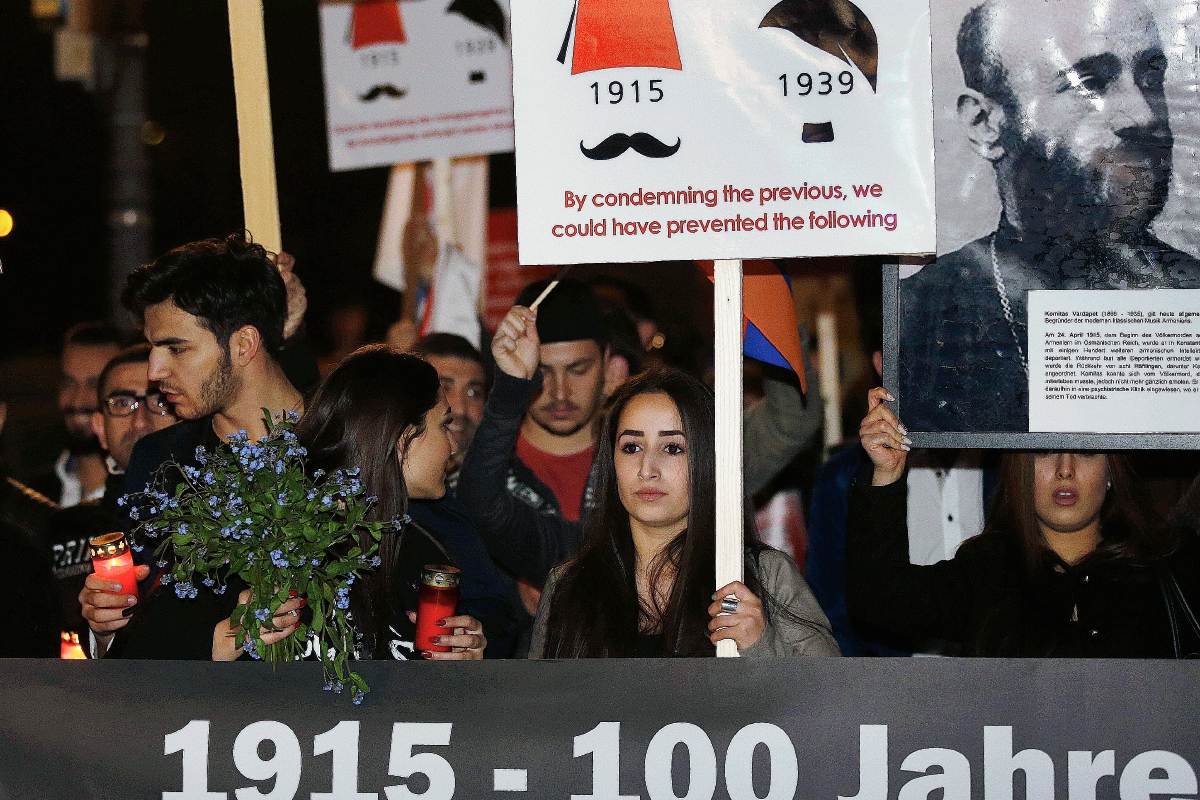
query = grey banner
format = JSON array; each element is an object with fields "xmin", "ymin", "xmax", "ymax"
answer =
[{"xmin": 2, "ymin": 658, "xmax": 1198, "ymax": 799}]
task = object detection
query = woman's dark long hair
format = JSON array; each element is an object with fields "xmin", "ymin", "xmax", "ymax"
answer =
[
  {"xmin": 295, "ymin": 345, "xmax": 440, "ymax": 656},
  {"xmin": 986, "ymin": 452, "xmax": 1173, "ymax": 576},
  {"xmin": 541, "ymin": 368, "xmax": 775, "ymax": 658}
]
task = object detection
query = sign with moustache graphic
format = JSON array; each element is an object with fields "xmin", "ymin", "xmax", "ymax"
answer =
[
  {"xmin": 320, "ymin": 0, "xmax": 515, "ymax": 170},
  {"xmin": 509, "ymin": 0, "xmax": 935, "ymax": 263}
]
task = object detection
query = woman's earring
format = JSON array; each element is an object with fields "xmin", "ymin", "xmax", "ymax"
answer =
[{"xmin": 1106, "ymin": 480, "xmax": 1112, "ymax": 490}]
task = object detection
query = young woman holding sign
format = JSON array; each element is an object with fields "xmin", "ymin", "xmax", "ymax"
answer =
[
  {"xmin": 850, "ymin": 386, "xmax": 1200, "ymax": 657},
  {"xmin": 527, "ymin": 365, "xmax": 838, "ymax": 658}
]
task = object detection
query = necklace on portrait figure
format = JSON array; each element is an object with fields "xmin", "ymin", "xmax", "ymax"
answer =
[{"xmin": 990, "ymin": 232, "xmax": 1029, "ymax": 376}]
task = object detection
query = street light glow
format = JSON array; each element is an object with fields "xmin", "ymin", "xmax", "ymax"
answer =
[{"xmin": 0, "ymin": 210, "xmax": 12, "ymax": 237}]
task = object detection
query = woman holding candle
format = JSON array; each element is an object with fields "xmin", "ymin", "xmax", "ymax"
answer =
[
  {"xmin": 106, "ymin": 347, "xmax": 487, "ymax": 661},
  {"xmin": 848, "ymin": 387, "xmax": 1200, "ymax": 657},
  {"xmin": 530, "ymin": 368, "xmax": 838, "ymax": 658}
]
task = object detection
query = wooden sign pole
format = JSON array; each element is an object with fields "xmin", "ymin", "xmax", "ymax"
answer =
[
  {"xmin": 227, "ymin": 0, "xmax": 282, "ymax": 254},
  {"xmin": 713, "ymin": 259, "xmax": 744, "ymax": 658}
]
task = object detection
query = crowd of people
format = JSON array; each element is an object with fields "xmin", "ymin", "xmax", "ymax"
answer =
[{"xmin": 0, "ymin": 229, "xmax": 1198, "ymax": 664}]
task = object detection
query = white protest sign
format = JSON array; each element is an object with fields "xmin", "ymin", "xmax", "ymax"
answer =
[
  {"xmin": 509, "ymin": 0, "xmax": 934, "ymax": 264},
  {"xmin": 1028, "ymin": 290, "xmax": 1200, "ymax": 433},
  {"xmin": 320, "ymin": 0, "xmax": 515, "ymax": 171}
]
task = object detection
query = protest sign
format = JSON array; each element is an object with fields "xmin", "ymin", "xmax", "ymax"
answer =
[
  {"xmin": 509, "ymin": 0, "xmax": 935, "ymax": 264},
  {"xmin": 890, "ymin": 0, "xmax": 1200, "ymax": 446},
  {"xmin": 320, "ymin": 0, "xmax": 515, "ymax": 171}
]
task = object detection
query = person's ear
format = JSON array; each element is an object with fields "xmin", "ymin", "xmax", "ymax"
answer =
[
  {"xmin": 871, "ymin": 351, "xmax": 883, "ymax": 380},
  {"xmin": 958, "ymin": 90, "xmax": 1007, "ymax": 161},
  {"xmin": 228, "ymin": 325, "xmax": 262, "ymax": 367},
  {"xmin": 92, "ymin": 410, "xmax": 109, "ymax": 452},
  {"xmin": 604, "ymin": 354, "xmax": 630, "ymax": 396}
]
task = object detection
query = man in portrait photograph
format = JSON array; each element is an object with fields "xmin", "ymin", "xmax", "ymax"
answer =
[{"xmin": 899, "ymin": 0, "xmax": 1200, "ymax": 432}]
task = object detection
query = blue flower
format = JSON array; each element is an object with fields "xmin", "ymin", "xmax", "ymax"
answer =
[
  {"xmin": 335, "ymin": 587, "xmax": 351, "ymax": 609},
  {"xmin": 347, "ymin": 467, "xmax": 361, "ymax": 477},
  {"xmin": 286, "ymin": 411, "xmax": 299, "ymax": 423},
  {"xmin": 310, "ymin": 559, "xmax": 321, "ymax": 568},
  {"xmin": 345, "ymin": 574, "xmax": 355, "ymax": 586},
  {"xmin": 255, "ymin": 608, "xmax": 269, "ymax": 622},
  {"xmin": 306, "ymin": 490, "xmax": 317, "ymax": 501},
  {"xmin": 370, "ymin": 556, "xmax": 382, "ymax": 568},
  {"xmin": 276, "ymin": 492, "xmax": 288, "ymax": 506},
  {"xmin": 275, "ymin": 461, "xmax": 284, "ymax": 475},
  {"xmin": 131, "ymin": 543, "xmax": 144, "ymax": 552},
  {"xmin": 202, "ymin": 577, "xmax": 215, "ymax": 587},
  {"xmin": 116, "ymin": 496, "xmax": 126, "ymax": 507},
  {"xmin": 195, "ymin": 446, "xmax": 208, "ymax": 464},
  {"xmin": 365, "ymin": 495, "xmax": 378, "ymax": 504},
  {"xmin": 183, "ymin": 465, "xmax": 200, "ymax": 480},
  {"xmin": 208, "ymin": 496, "xmax": 219, "ymax": 507},
  {"xmin": 322, "ymin": 495, "xmax": 333, "ymax": 507},
  {"xmin": 156, "ymin": 559, "xmax": 168, "ymax": 567},
  {"xmin": 214, "ymin": 584, "xmax": 227, "ymax": 595},
  {"xmin": 210, "ymin": 510, "xmax": 221, "ymax": 518},
  {"xmin": 178, "ymin": 523, "xmax": 189, "ymax": 535},
  {"xmin": 352, "ymin": 689, "xmax": 365, "ymax": 705},
  {"xmin": 243, "ymin": 637, "xmax": 260, "ymax": 659},
  {"xmin": 313, "ymin": 469, "xmax": 325, "ymax": 479},
  {"xmin": 174, "ymin": 581, "xmax": 196, "ymax": 599},
  {"xmin": 270, "ymin": 549, "xmax": 290, "ymax": 568},
  {"xmin": 129, "ymin": 508, "xmax": 140, "ymax": 521}
]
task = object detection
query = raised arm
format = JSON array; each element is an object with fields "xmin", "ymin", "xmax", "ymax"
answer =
[
  {"xmin": 456, "ymin": 307, "xmax": 584, "ymax": 584},
  {"xmin": 845, "ymin": 388, "xmax": 971, "ymax": 643}
]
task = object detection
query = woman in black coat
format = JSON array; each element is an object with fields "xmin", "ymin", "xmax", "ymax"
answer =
[{"xmin": 848, "ymin": 387, "xmax": 1200, "ymax": 658}]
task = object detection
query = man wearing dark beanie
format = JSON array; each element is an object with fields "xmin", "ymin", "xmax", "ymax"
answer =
[{"xmin": 458, "ymin": 279, "xmax": 619, "ymax": 630}]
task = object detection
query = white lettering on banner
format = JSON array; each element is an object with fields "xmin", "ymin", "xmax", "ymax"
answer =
[
  {"xmin": 841, "ymin": 726, "xmax": 1200, "ymax": 800},
  {"xmin": 1120, "ymin": 752, "xmax": 1198, "ymax": 800},
  {"xmin": 899, "ymin": 749, "xmax": 971, "ymax": 800},
  {"xmin": 233, "ymin": 721, "xmax": 303, "ymax": 800},
  {"xmin": 162, "ymin": 720, "xmax": 1200, "ymax": 799},
  {"xmin": 984, "ymin": 726, "xmax": 1055, "ymax": 800},
  {"xmin": 1028, "ymin": 291, "xmax": 1200, "ymax": 432}
]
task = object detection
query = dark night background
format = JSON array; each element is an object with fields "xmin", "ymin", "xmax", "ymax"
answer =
[{"xmin": 0, "ymin": 0, "xmax": 519, "ymax": 359}]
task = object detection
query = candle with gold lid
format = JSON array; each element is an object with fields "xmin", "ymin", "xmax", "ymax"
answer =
[{"xmin": 88, "ymin": 532, "xmax": 139, "ymax": 600}]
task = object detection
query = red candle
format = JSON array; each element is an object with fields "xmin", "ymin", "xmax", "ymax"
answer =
[
  {"xmin": 415, "ymin": 565, "xmax": 460, "ymax": 653},
  {"xmin": 60, "ymin": 631, "xmax": 86, "ymax": 660},
  {"xmin": 88, "ymin": 532, "xmax": 139, "ymax": 600}
]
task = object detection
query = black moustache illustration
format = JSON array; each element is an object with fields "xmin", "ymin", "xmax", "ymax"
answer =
[
  {"xmin": 447, "ymin": 0, "xmax": 509, "ymax": 42},
  {"xmin": 359, "ymin": 84, "xmax": 408, "ymax": 102},
  {"xmin": 802, "ymin": 121, "xmax": 835, "ymax": 142},
  {"xmin": 580, "ymin": 133, "xmax": 681, "ymax": 160}
]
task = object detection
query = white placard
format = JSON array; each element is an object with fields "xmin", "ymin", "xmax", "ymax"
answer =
[
  {"xmin": 509, "ymin": 0, "xmax": 934, "ymax": 264},
  {"xmin": 320, "ymin": 1, "xmax": 515, "ymax": 171},
  {"xmin": 1028, "ymin": 291, "xmax": 1200, "ymax": 433}
]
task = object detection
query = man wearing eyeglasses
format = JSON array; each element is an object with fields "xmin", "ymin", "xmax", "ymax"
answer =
[{"xmin": 43, "ymin": 343, "xmax": 178, "ymax": 643}]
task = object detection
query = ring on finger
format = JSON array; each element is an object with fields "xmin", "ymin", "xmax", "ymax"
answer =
[{"xmin": 720, "ymin": 597, "xmax": 739, "ymax": 614}]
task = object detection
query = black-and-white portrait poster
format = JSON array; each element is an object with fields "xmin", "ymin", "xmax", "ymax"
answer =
[{"xmin": 894, "ymin": 0, "xmax": 1200, "ymax": 446}]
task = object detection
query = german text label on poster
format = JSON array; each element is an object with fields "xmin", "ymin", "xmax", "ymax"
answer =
[
  {"xmin": 509, "ymin": 0, "xmax": 935, "ymax": 264},
  {"xmin": 320, "ymin": 1, "xmax": 515, "ymax": 171},
  {"xmin": 1028, "ymin": 291, "xmax": 1200, "ymax": 433}
]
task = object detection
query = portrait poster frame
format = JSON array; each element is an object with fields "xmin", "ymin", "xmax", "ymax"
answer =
[{"xmin": 888, "ymin": 0, "xmax": 1200, "ymax": 447}]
